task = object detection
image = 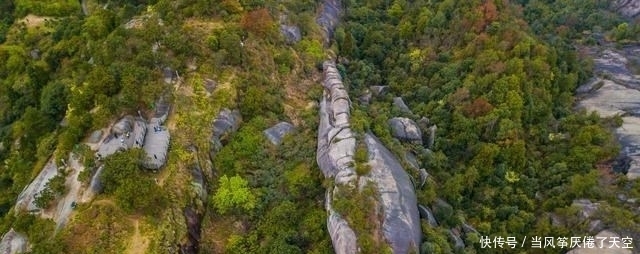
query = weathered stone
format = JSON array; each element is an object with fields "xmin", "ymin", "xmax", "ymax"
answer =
[
  {"xmin": 427, "ymin": 125, "xmax": 437, "ymax": 149},
  {"xmin": 417, "ymin": 117, "xmax": 430, "ymax": 129},
  {"xmin": 418, "ymin": 204, "xmax": 438, "ymax": 227},
  {"xmin": 548, "ymin": 213, "xmax": 564, "ymax": 227},
  {"xmin": 15, "ymin": 159, "xmax": 60, "ymax": 212},
  {"xmin": 358, "ymin": 89, "xmax": 372, "ymax": 105},
  {"xmin": 389, "ymin": 117, "xmax": 422, "ymax": 143},
  {"xmin": 97, "ymin": 116, "xmax": 147, "ymax": 159},
  {"xmin": 567, "ymin": 230, "xmax": 632, "ymax": 254},
  {"xmin": 210, "ymin": 109, "xmax": 241, "ymax": 155},
  {"xmin": 87, "ymin": 130, "xmax": 103, "ymax": 144},
  {"xmin": 393, "ymin": 97, "xmax": 412, "ymax": 115},
  {"xmin": 317, "ymin": 61, "xmax": 421, "ymax": 253},
  {"xmin": 30, "ymin": 49, "xmax": 40, "ymax": 60},
  {"xmin": 461, "ymin": 222, "xmax": 478, "ymax": 235},
  {"xmin": 203, "ymin": 79, "xmax": 217, "ymax": 93},
  {"xmin": 361, "ymin": 133, "xmax": 422, "ymax": 253},
  {"xmin": 0, "ymin": 228, "xmax": 28, "ymax": 254},
  {"xmin": 577, "ymin": 47, "xmax": 640, "ymax": 180},
  {"xmin": 280, "ymin": 25, "xmax": 302, "ymax": 44},
  {"xmin": 163, "ymin": 67, "xmax": 176, "ymax": 84},
  {"xmin": 432, "ymin": 198, "xmax": 453, "ymax": 223},
  {"xmin": 588, "ymin": 220, "xmax": 605, "ymax": 234},
  {"xmin": 326, "ymin": 190, "xmax": 358, "ymax": 254},
  {"xmin": 572, "ymin": 199, "xmax": 599, "ymax": 219},
  {"xmin": 448, "ymin": 229, "xmax": 465, "ymax": 251},
  {"xmin": 316, "ymin": 0, "xmax": 341, "ymax": 47},
  {"xmin": 613, "ymin": 0, "xmax": 640, "ymax": 18},
  {"xmin": 263, "ymin": 122, "xmax": 295, "ymax": 145},
  {"xmin": 142, "ymin": 116, "xmax": 171, "ymax": 170},
  {"xmin": 404, "ymin": 151, "xmax": 428, "ymax": 188},
  {"xmin": 370, "ymin": 85, "xmax": 389, "ymax": 97}
]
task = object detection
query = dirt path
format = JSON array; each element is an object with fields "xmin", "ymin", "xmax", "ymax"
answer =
[{"xmin": 125, "ymin": 219, "xmax": 149, "ymax": 254}]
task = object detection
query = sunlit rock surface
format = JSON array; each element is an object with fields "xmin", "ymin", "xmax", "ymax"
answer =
[
  {"xmin": 0, "ymin": 229, "xmax": 28, "ymax": 254},
  {"xmin": 577, "ymin": 47, "xmax": 640, "ymax": 179},
  {"xmin": 317, "ymin": 61, "xmax": 421, "ymax": 253}
]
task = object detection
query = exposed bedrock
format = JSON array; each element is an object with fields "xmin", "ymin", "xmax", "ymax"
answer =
[
  {"xmin": 210, "ymin": 108, "xmax": 241, "ymax": 157},
  {"xmin": 263, "ymin": 122, "xmax": 295, "ymax": 145},
  {"xmin": 613, "ymin": 0, "xmax": 640, "ymax": 18},
  {"xmin": 361, "ymin": 133, "xmax": 422, "ymax": 253},
  {"xmin": 0, "ymin": 229, "xmax": 28, "ymax": 254},
  {"xmin": 316, "ymin": 0, "xmax": 342, "ymax": 47},
  {"xmin": 577, "ymin": 47, "xmax": 640, "ymax": 179},
  {"xmin": 317, "ymin": 61, "xmax": 421, "ymax": 253}
]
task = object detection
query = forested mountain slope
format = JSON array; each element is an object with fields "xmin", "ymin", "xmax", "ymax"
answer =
[{"xmin": 0, "ymin": 0, "xmax": 638, "ymax": 254}]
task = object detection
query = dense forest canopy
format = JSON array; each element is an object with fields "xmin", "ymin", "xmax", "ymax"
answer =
[{"xmin": 0, "ymin": 0, "xmax": 638, "ymax": 253}]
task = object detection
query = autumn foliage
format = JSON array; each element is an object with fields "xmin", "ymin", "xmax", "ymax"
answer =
[
  {"xmin": 241, "ymin": 8, "xmax": 274, "ymax": 37},
  {"xmin": 463, "ymin": 97, "xmax": 494, "ymax": 118}
]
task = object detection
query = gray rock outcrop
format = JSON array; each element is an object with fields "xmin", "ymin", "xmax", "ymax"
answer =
[
  {"xmin": 389, "ymin": 117, "xmax": 422, "ymax": 143},
  {"xmin": 418, "ymin": 204, "xmax": 438, "ymax": 227},
  {"xmin": 361, "ymin": 133, "xmax": 422, "ymax": 253},
  {"xmin": 15, "ymin": 159, "xmax": 60, "ymax": 212},
  {"xmin": 576, "ymin": 47, "xmax": 640, "ymax": 179},
  {"xmin": 316, "ymin": 0, "xmax": 341, "ymax": 47},
  {"xmin": 280, "ymin": 25, "xmax": 302, "ymax": 44},
  {"xmin": 263, "ymin": 122, "xmax": 295, "ymax": 145},
  {"xmin": 370, "ymin": 86, "xmax": 389, "ymax": 97},
  {"xmin": 613, "ymin": 0, "xmax": 640, "ymax": 18},
  {"xmin": 393, "ymin": 97, "xmax": 413, "ymax": 115},
  {"xmin": 87, "ymin": 130, "xmax": 103, "ymax": 144},
  {"xmin": 317, "ymin": 61, "xmax": 421, "ymax": 253},
  {"xmin": 163, "ymin": 67, "xmax": 177, "ymax": 84},
  {"xmin": 448, "ymin": 229, "xmax": 465, "ymax": 251},
  {"xmin": 0, "ymin": 229, "xmax": 28, "ymax": 254},
  {"xmin": 210, "ymin": 109, "xmax": 241, "ymax": 155}
]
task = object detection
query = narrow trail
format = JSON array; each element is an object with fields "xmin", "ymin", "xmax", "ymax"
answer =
[{"xmin": 125, "ymin": 219, "xmax": 149, "ymax": 254}]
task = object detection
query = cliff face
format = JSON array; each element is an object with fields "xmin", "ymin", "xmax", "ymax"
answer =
[{"xmin": 317, "ymin": 61, "xmax": 421, "ymax": 253}]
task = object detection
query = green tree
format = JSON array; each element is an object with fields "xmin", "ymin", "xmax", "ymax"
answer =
[
  {"xmin": 212, "ymin": 175, "xmax": 257, "ymax": 215},
  {"xmin": 39, "ymin": 81, "xmax": 68, "ymax": 121}
]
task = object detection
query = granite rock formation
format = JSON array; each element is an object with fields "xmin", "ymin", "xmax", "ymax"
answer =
[{"xmin": 317, "ymin": 61, "xmax": 421, "ymax": 253}]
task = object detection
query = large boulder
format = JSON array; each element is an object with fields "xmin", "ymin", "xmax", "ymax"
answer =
[
  {"xmin": 0, "ymin": 229, "xmax": 28, "ymax": 254},
  {"xmin": 263, "ymin": 122, "xmax": 295, "ymax": 145},
  {"xmin": 418, "ymin": 204, "xmax": 438, "ymax": 227},
  {"xmin": 210, "ymin": 109, "xmax": 242, "ymax": 155},
  {"xmin": 389, "ymin": 117, "xmax": 423, "ymax": 143}
]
